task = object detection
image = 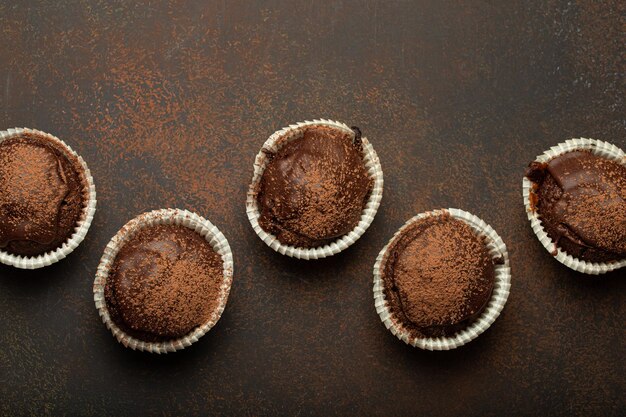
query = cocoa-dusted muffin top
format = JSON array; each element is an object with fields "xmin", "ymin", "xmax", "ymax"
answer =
[
  {"xmin": 381, "ymin": 214, "xmax": 498, "ymax": 338},
  {"xmin": 526, "ymin": 150, "xmax": 626, "ymax": 263},
  {"xmin": 256, "ymin": 126, "xmax": 373, "ymax": 248},
  {"xmin": 104, "ymin": 224, "xmax": 224, "ymax": 343},
  {"xmin": 0, "ymin": 132, "xmax": 87, "ymax": 256}
]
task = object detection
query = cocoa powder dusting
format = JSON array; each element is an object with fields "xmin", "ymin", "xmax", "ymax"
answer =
[
  {"xmin": 382, "ymin": 214, "xmax": 496, "ymax": 338},
  {"xmin": 0, "ymin": 133, "xmax": 87, "ymax": 256},
  {"xmin": 256, "ymin": 126, "xmax": 373, "ymax": 248},
  {"xmin": 104, "ymin": 224, "xmax": 223, "ymax": 342},
  {"xmin": 525, "ymin": 150, "xmax": 626, "ymax": 262}
]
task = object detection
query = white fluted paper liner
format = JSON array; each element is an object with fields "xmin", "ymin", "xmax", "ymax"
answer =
[
  {"xmin": 373, "ymin": 208, "xmax": 511, "ymax": 351},
  {"xmin": 246, "ymin": 119, "xmax": 384, "ymax": 259},
  {"xmin": 93, "ymin": 209, "xmax": 234, "ymax": 354},
  {"xmin": 522, "ymin": 138, "xmax": 626, "ymax": 275},
  {"xmin": 0, "ymin": 127, "xmax": 97, "ymax": 269}
]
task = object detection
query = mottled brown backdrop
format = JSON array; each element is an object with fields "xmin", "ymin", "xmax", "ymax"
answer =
[{"xmin": 0, "ymin": 1, "xmax": 624, "ymax": 416}]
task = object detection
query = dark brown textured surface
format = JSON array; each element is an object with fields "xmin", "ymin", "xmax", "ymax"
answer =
[{"xmin": 0, "ymin": 1, "xmax": 624, "ymax": 416}]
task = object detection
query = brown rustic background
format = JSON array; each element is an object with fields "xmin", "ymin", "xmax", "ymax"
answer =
[{"xmin": 1, "ymin": 1, "xmax": 624, "ymax": 416}]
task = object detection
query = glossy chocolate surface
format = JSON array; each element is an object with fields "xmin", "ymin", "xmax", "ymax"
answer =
[
  {"xmin": 257, "ymin": 126, "xmax": 372, "ymax": 248},
  {"xmin": 381, "ymin": 214, "xmax": 497, "ymax": 338},
  {"xmin": 527, "ymin": 150, "xmax": 626, "ymax": 262},
  {"xmin": 104, "ymin": 224, "xmax": 223, "ymax": 343},
  {"xmin": 0, "ymin": 133, "xmax": 86, "ymax": 256}
]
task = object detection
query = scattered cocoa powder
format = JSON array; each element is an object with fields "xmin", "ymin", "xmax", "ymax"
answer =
[
  {"xmin": 381, "ymin": 213, "xmax": 497, "ymax": 338},
  {"xmin": 104, "ymin": 223, "xmax": 224, "ymax": 342},
  {"xmin": 256, "ymin": 126, "xmax": 373, "ymax": 248},
  {"xmin": 0, "ymin": 132, "xmax": 87, "ymax": 256},
  {"xmin": 525, "ymin": 150, "xmax": 626, "ymax": 262}
]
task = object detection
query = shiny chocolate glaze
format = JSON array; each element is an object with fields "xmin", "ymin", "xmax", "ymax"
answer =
[
  {"xmin": 381, "ymin": 214, "xmax": 499, "ymax": 338},
  {"xmin": 256, "ymin": 126, "xmax": 373, "ymax": 248},
  {"xmin": 0, "ymin": 133, "xmax": 87, "ymax": 256},
  {"xmin": 526, "ymin": 150, "xmax": 626, "ymax": 263},
  {"xmin": 104, "ymin": 224, "xmax": 223, "ymax": 343}
]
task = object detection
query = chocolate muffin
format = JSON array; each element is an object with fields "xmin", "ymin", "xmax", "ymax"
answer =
[
  {"xmin": 104, "ymin": 224, "xmax": 224, "ymax": 343},
  {"xmin": 0, "ymin": 132, "xmax": 88, "ymax": 256},
  {"xmin": 526, "ymin": 150, "xmax": 626, "ymax": 263},
  {"xmin": 256, "ymin": 125, "xmax": 373, "ymax": 248},
  {"xmin": 381, "ymin": 214, "xmax": 499, "ymax": 338}
]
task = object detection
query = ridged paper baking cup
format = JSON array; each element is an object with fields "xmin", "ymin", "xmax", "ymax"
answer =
[
  {"xmin": 246, "ymin": 119, "xmax": 384, "ymax": 260},
  {"xmin": 93, "ymin": 209, "xmax": 234, "ymax": 353},
  {"xmin": 373, "ymin": 208, "xmax": 511, "ymax": 351},
  {"xmin": 522, "ymin": 138, "xmax": 626, "ymax": 275},
  {"xmin": 0, "ymin": 127, "xmax": 97, "ymax": 269}
]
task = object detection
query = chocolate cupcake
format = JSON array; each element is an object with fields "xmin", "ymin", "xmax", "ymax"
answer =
[
  {"xmin": 523, "ymin": 138, "xmax": 626, "ymax": 274},
  {"xmin": 93, "ymin": 209, "xmax": 233, "ymax": 353},
  {"xmin": 374, "ymin": 209, "xmax": 510, "ymax": 350},
  {"xmin": 246, "ymin": 119, "xmax": 383, "ymax": 259},
  {"xmin": 0, "ymin": 128, "xmax": 96, "ymax": 269}
]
